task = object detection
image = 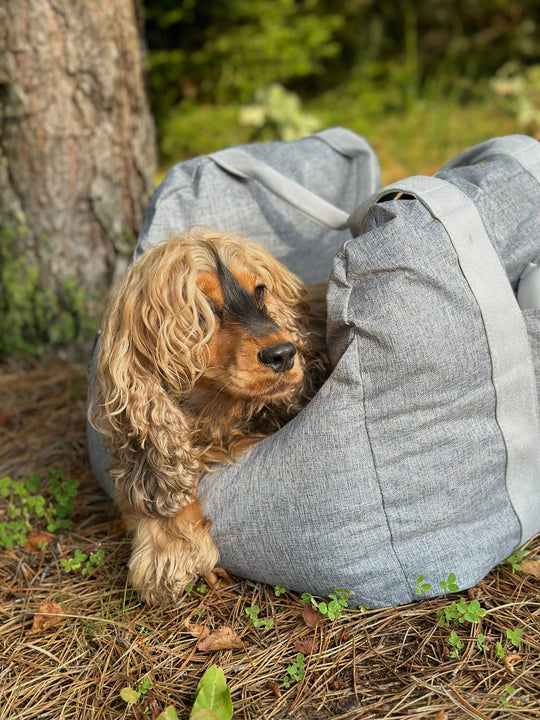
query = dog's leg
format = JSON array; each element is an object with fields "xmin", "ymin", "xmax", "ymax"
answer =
[{"xmin": 121, "ymin": 498, "xmax": 219, "ymax": 605}]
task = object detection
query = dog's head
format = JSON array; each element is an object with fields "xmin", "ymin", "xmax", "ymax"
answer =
[
  {"xmin": 194, "ymin": 238, "xmax": 306, "ymax": 402},
  {"xmin": 94, "ymin": 228, "xmax": 308, "ymax": 432}
]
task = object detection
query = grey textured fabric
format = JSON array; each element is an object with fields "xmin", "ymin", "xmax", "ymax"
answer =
[
  {"xmin": 134, "ymin": 127, "xmax": 380, "ymax": 284},
  {"xmin": 87, "ymin": 133, "xmax": 540, "ymax": 608}
]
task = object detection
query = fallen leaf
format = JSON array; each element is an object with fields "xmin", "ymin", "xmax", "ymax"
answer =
[
  {"xmin": 434, "ymin": 711, "xmax": 449, "ymax": 720},
  {"xmin": 185, "ymin": 622, "xmax": 210, "ymax": 640},
  {"xmin": 29, "ymin": 601, "xmax": 66, "ymax": 633},
  {"xmin": 203, "ymin": 567, "xmax": 233, "ymax": 590},
  {"xmin": 520, "ymin": 559, "xmax": 540, "ymax": 579},
  {"xmin": 197, "ymin": 626, "xmax": 243, "ymax": 652},
  {"xmin": 302, "ymin": 604, "xmax": 322, "ymax": 628},
  {"xmin": 0, "ymin": 412, "xmax": 10, "ymax": 425},
  {"xmin": 120, "ymin": 687, "xmax": 139, "ymax": 704},
  {"xmin": 213, "ymin": 567, "xmax": 233, "ymax": 585},
  {"xmin": 24, "ymin": 529, "xmax": 55, "ymax": 551},
  {"xmin": 293, "ymin": 636, "xmax": 318, "ymax": 655}
]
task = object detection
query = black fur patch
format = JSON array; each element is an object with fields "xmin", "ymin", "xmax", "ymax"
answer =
[{"xmin": 214, "ymin": 253, "xmax": 278, "ymax": 337}]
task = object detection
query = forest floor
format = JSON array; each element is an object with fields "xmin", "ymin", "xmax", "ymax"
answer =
[{"xmin": 0, "ymin": 360, "xmax": 539, "ymax": 720}]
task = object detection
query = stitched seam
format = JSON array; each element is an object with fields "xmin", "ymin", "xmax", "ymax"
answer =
[{"xmin": 355, "ymin": 336, "xmax": 413, "ymax": 598}]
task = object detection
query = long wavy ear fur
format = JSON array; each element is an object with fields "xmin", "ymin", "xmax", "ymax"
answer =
[{"xmin": 90, "ymin": 233, "xmax": 220, "ymax": 517}]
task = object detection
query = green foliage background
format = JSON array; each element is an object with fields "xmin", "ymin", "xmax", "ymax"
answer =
[{"xmin": 145, "ymin": 0, "xmax": 540, "ymax": 168}]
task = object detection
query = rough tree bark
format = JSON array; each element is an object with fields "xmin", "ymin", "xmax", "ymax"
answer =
[{"xmin": 0, "ymin": 0, "xmax": 156, "ymax": 356}]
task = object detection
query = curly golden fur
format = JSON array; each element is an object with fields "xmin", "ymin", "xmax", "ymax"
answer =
[{"xmin": 89, "ymin": 227, "xmax": 327, "ymax": 605}]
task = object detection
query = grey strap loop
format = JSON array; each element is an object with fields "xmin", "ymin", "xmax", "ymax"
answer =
[
  {"xmin": 359, "ymin": 174, "xmax": 540, "ymax": 543},
  {"xmin": 314, "ymin": 126, "xmax": 377, "ymax": 159},
  {"xmin": 438, "ymin": 134, "xmax": 540, "ymax": 180},
  {"xmin": 210, "ymin": 147, "xmax": 350, "ymax": 230}
]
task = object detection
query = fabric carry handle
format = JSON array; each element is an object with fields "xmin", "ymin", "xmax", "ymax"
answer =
[
  {"xmin": 438, "ymin": 134, "xmax": 540, "ymax": 181},
  {"xmin": 352, "ymin": 173, "xmax": 540, "ymax": 544},
  {"xmin": 315, "ymin": 126, "xmax": 378, "ymax": 160},
  {"xmin": 209, "ymin": 127, "xmax": 371, "ymax": 230}
]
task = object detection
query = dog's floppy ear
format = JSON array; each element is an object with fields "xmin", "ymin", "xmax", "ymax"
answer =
[{"xmin": 91, "ymin": 237, "xmax": 216, "ymax": 515}]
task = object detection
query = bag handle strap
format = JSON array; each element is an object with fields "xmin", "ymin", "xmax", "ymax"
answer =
[
  {"xmin": 209, "ymin": 128, "xmax": 374, "ymax": 230},
  {"xmin": 315, "ymin": 126, "xmax": 378, "ymax": 159},
  {"xmin": 351, "ymin": 173, "xmax": 540, "ymax": 544},
  {"xmin": 438, "ymin": 134, "xmax": 540, "ymax": 181}
]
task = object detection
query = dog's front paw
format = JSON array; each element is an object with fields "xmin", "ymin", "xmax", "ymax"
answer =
[{"xmin": 128, "ymin": 501, "xmax": 220, "ymax": 606}]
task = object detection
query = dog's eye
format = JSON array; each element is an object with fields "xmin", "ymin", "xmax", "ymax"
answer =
[{"xmin": 254, "ymin": 284, "xmax": 266, "ymax": 304}]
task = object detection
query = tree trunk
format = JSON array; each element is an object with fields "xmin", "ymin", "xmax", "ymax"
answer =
[{"xmin": 0, "ymin": 0, "xmax": 156, "ymax": 357}]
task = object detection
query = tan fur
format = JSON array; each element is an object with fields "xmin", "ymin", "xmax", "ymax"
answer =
[{"xmin": 89, "ymin": 227, "xmax": 328, "ymax": 605}]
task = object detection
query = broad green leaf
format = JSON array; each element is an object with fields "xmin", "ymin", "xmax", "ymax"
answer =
[
  {"xmin": 120, "ymin": 687, "xmax": 139, "ymax": 704},
  {"xmin": 157, "ymin": 707, "xmax": 180, "ymax": 720},
  {"xmin": 190, "ymin": 665, "xmax": 233, "ymax": 720}
]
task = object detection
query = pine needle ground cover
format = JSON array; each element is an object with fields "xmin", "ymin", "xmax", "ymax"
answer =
[{"xmin": 1, "ymin": 362, "xmax": 539, "ymax": 720}]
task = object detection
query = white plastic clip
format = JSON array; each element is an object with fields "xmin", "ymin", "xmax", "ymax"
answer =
[{"xmin": 517, "ymin": 262, "xmax": 540, "ymax": 309}]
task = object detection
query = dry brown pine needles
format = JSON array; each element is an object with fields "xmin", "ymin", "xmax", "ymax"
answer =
[{"xmin": 1, "ymin": 361, "xmax": 539, "ymax": 720}]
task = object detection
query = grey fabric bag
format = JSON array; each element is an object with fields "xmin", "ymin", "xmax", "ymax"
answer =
[
  {"xmin": 88, "ymin": 133, "xmax": 540, "ymax": 608},
  {"xmin": 196, "ymin": 135, "xmax": 540, "ymax": 607}
]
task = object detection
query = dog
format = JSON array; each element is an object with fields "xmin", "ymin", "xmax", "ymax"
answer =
[{"xmin": 90, "ymin": 227, "xmax": 328, "ymax": 605}]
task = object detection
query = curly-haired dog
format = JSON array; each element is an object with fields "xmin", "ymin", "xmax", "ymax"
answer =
[{"xmin": 90, "ymin": 227, "xmax": 328, "ymax": 605}]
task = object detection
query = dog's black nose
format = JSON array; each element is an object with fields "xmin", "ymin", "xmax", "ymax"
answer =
[{"xmin": 258, "ymin": 342, "xmax": 296, "ymax": 373}]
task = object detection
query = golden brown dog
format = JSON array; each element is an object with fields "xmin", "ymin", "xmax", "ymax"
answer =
[{"xmin": 90, "ymin": 227, "xmax": 327, "ymax": 605}]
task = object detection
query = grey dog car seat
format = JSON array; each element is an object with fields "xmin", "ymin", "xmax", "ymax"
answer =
[{"xmin": 88, "ymin": 131, "xmax": 540, "ymax": 608}]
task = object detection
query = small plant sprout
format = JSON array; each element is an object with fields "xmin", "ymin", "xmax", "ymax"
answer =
[
  {"xmin": 184, "ymin": 580, "xmax": 208, "ymax": 596},
  {"xmin": 61, "ymin": 549, "xmax": 105, "ymax": 576},
  {"xmin": 506, "ymin": 627, "xmax": 524, "ymax": 648},
  {"xmin": 500, "ymin": 684, "xmax": 516, "ymax": 709},
  {"xmin": 274, "ymin": 585, "xmax": 288, "ymax": 597},
  {"xmin": 300, "ymin": 588, "xmax": 350, "ymax": 621},
  {"xmin": 283, "ymin": 653, "xmax": 305, "ymax": 688},
  {"xmin": 437, "ymin": 597, "xmax": 486, "ymax": 628},
  {"xmin": 137, "ymin": 676, "xmax": 153, "ymax": 696},
  {"xmin": 457, "ymin": 598, "xmax": 486, "ymax": 623},
  {"xmin": 0, "ymin": 471, "xmax": 78, "ymax": 549},
  {"xmin": 120, "ymin": 675, "xmax": 153, "ymax": 705},
  {"xmin": 326, "ymin": 589, "xmax": 351, "ymax": 620},
  {"xmin": 506, "ymin": 547, "xmax": 529, "ymax": 573},
  {"xmin": 476, "ymin": 633, "xmax": 489, "ymax": 652},
  {"xmin": 415, "ymin": 575, "xmax": 432, "ymax": 595},
  {"xmin": 495, "ymin": 641, "xmax": 506, "ymax": 659},
  {"xmin": 438, "ymin": 573, "xmax": 459, "ymax": 593},
  {"xmin": 448, "ymin": 631, "xmax": 464, "ymax": 658},
  {"xmin": 245, "ymin": 605, "xmax": 273, "ymax": 630}
]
